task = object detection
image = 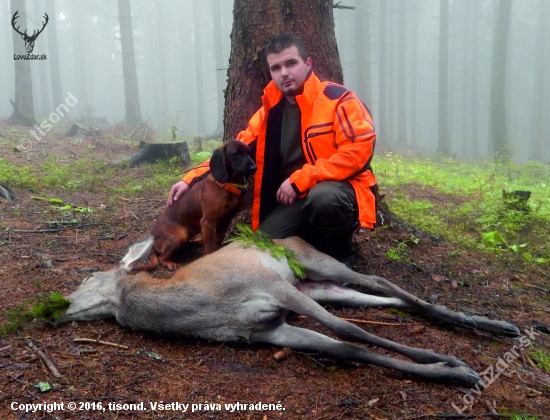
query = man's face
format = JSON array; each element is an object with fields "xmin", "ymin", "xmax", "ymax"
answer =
[{"xmin": 267, "ymin": 45, "xmax": 312, "ymax": 99}]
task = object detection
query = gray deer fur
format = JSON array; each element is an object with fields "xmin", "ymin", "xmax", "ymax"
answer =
[{"xmin": 62, "ymin": 236, "xmax": 520, "ymax": 385}]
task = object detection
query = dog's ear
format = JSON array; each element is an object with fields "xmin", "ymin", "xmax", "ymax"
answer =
[{"xmin": 210, "ymin": 145, "xmax": 228, "ymax": 183}]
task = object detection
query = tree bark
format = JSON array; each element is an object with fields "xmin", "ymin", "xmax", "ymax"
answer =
[
  {"xmin": 224, "ymin": 0, "xmax": 343, "ymax": 139},
  {"xmin": 9, "ymin": 0, "xmax": 35, "ymax": 127},
  {"xmin": 118, "ymin": 0, "xmax": 143, "ymax": 124}
]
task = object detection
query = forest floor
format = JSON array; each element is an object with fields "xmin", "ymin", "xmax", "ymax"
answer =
[{"xmin": 0, "ymin": 124, "xmax": 549, "ymax": 420}]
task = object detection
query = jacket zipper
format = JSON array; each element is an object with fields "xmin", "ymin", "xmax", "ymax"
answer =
[{"xmin": 304, "ymin": 130, "xmax": 333, "ymax": 162}]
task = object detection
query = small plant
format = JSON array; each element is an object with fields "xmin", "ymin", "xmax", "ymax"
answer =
[
  {"xmin": 231, "ymin": 224, "xmax": 306, "ymax": 279},
  {"xmin": 36, "ymin": 382, "xmax": 52, "ymax": 392},
  {"xmin": 386, "ymin": 241, "xmax": 408, "ymax": 261},
  {"xmin": 191, "ymin": 150, "xmax": 212, "ymax": 165},
  {"xmin": 530, "ymin": 350, "xmax": 550, "ymax": 373},
  {"xmin": 482, "ymin": 231, "xmax": 549, "ymax": 263},
  {"xmin": 0, "ymin": 292, "xmax": 70, "ymax": 336},
  {"xmin": 388, "ymin": 308, "xmax": 410, "ymax": 318}
]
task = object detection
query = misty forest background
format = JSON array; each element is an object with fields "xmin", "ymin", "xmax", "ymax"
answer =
[{"xmin": 1, "ymin": 0, "xmax": 549, "ymax": 164}]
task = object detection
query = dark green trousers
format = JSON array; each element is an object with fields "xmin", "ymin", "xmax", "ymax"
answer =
[{"xmin": 259, "ymin": 180, "xmax": 358, "ymax": 239}]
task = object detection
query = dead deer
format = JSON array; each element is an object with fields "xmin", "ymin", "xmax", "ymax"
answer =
[{"xmin": 62, "ymin": 236, "xmax": 519, "ymax": 386}]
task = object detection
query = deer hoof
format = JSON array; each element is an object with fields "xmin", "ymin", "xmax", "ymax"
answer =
[{"xmin": 470, "ymin": 316, "xmax": 520, "ymax": 337}]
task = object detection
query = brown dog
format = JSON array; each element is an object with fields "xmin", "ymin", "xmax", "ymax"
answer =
[{"xmin": 135, "ymin": 140, "xmax": 256, "ymax": 270}]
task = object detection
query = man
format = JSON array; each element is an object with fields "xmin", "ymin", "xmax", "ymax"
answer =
[{"xmin": 167, "ymin": 33, "xmax": 378, "ymax": 265}]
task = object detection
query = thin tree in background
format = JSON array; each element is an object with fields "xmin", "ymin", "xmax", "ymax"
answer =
[
  {"xmin": 118, "ymin": 0, "xmax": 143, "ymax": 124},
  {"xmin": 192, "ymin": 1, "xmax": 206, "ymax": 134},
  {"xmin": 409, "ymin": 0, "xmax": 419, "ymax": 147},
  {"xmin": 34, "ymin": 0, "xmax": 50, "ymax": 117},
  {"xmin": 177, "ymin": 0, "xmax": 195, "ymax": 133},
  {"xmin": 212, "ymin": 0, "xmax": 226, "ymax": 134},
  {"xmin": 45, "ymin": 0, "xmax": 62, "ymax": 109},
  {"xmin": 396, "ymin": 0, "xmax": 407, "ymax": 146},
  {"xmin": 469, "ymin": 0, "xmax": 480, "ymax": 159},
  {"xmin": 155, "ymin": 1, "xmax": 169, "ymax": 119},
  {"xmin": 9, "ymin": 0, "xmax": 35, "ymax": 126},
  {"xmin": 147, "ymin": 10, "xmax": 160, "ymax": 123},
  {"xmin": 436, "ymin": 0, "xmax": 450, "ymax": 155},
  {"xmin": 354, "ymin": 0, "xmax": 370, "ymax": 103},
  {"xmin": 528, "ymin": 0, "xmax": 548, "ymax": 163},
  {"xmin": 72, "ymin": 0, "xmax": 89, "ymax": 118},
  {"xmin": 224, "ymin": 0, "xmax": 343, "ymax": 139},
  {"xmin": 377, "ymin": 0, "xmax": 388, "ymax": 144},
  {"xmin": 489, "ymin": 0, "xmax": 512, "ymax": 163}
]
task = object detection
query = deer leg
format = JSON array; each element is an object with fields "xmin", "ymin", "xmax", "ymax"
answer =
[
  {"xmin": 279, "ymin": 237, "xmax": 519, "ymax": 337},
  {"xmin": 274, "ymin": 284, "xmax": 470, "ymax": 368},
  {"xmin": 250, "ymin": 323, "xmax": 480, "ymax": 386},
  {"xmin": 297, "ymin": 280, "xmax": 411, "ymax": 309}
]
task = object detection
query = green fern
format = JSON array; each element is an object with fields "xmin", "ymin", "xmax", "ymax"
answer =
[
  {"xmin": 231, "ymin": 224, "xmax": 306, "ymax": 279},
  {"xmin": 0, "ymin": 292, "xmax": 70, "ymax": 336}
]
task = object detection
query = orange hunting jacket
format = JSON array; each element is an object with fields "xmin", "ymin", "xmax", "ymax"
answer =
[{"xmin": 183, "ymin": 71, "xmax": 378, "ymax": 230}]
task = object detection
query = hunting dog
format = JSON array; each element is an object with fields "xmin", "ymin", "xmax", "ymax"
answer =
[
  {"xmin": 62, "ymin": 236, "xmax": 520, "ymax": 385},
  {"xmin": 135, "ymin": 140, "xmax": 256, "ymax": 270}
]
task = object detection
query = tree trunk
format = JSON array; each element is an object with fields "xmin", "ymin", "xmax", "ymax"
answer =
[
  {"xmin": 436, "ymin": 0, "xmax": 450, "ymax": 155},
  {"xmin": 396, "ymin": 0, "xmax": 407, "ymax": 146},
  {"xmin": 45, "ymin": 0, "xmax": 63, "ymax": 109},
  {"xmin": 118, "ymin": 0, "xmax": 143, "ymax": 124},
  {"xmin": 146, "ymin": 11, "xmax": 161, "ymax": 124},
  {"xmin": 489, "ymin": 0, "xmax": 512, "ymax": 163},
  {"xmin": 9, "ymin": 0, "xmax": 35, "ymax": 127},
  {"xmin": 34, "ymin": 0, "xmax": 50, "ymax": 117},
  {"xmin": 212, "ymin": 0, "xmax": 226, "ymax": 133},
  {"xmin": 469, "ymin": 0, "xmax": 479, "ymax": 159},
  {"xmin": 72, "ymin": 0, "xmax": 88, "ymax": 118},
  {"xmin": 387, "ymin": 2, "xmax": 396, "ymax": 145},
  {"xmin": 192, "ymin": 1, "xmax": 206, "ymax": 134},
  {"xmin": 378, "ymin": 0, "xmax": 388, "ymax": 144},
  {"xmin": 409, "ymin": 0, "xmax": 419, "ymax": 147},
  {"xmin": 155, "ymin": 1, "xmax": 168, "ymax": 119},
  {"xmin": 354, "ymin": 0, "xmax": 370, "ymax": 103},
  {"xmin": 224, "ymin": 0, "xmax": 342, "ymax": 139},
  {"xmin": 177, "ymin": 0, "xmax": 196, "ymax": 134},
  {"xmin": 528, "ymin": 0, "xmax": 548, "ymax": 162}
]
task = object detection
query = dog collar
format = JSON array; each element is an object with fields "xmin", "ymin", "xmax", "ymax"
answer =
[{"xmin": 216, "ymin": 180, "xmax": 249, "ymax": 195}]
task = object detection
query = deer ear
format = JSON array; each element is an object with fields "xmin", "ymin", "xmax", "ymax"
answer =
[
  {"xmin": 210, "ymin": 145, "xmax": 228, "ymax": 183},
  {"xmin": 20, "ymin": 34, "xmax": 25, "ymax": 40}
]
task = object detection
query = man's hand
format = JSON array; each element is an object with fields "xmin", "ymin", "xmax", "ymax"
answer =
[
  {"xmin": 276, "ymin": 178, "xmax": 298, "ymax": 206},
  {"xmin": 167, "ymin": 181, "xmax": 189, "ymax": 206}
]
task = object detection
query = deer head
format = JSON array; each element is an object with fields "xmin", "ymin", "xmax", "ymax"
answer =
[{"xmin": 12, "ymin": 11, "xmax": 49, "ymax": 54}]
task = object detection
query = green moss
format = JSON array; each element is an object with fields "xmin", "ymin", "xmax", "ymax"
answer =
[
  {"xmin": 0, "ymin": 292, "xmax": 70, "ymax": 336},
  {"xmin": 231, "ymin": 224, "xmax": 306, "ymax": 279},
  {"xmin": 530, "ymin": 350, "xmax": 550, "ymax": 373}
]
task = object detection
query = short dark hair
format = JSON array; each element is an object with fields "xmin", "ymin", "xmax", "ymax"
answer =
[{"xmin": 264, "ymin": 33, "xmax": 309, "ymax": 62}]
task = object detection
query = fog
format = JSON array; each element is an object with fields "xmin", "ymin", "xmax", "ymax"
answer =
[{"xmin": 1, "ymin": 0, "xmax": 548, "ymax": 162}]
